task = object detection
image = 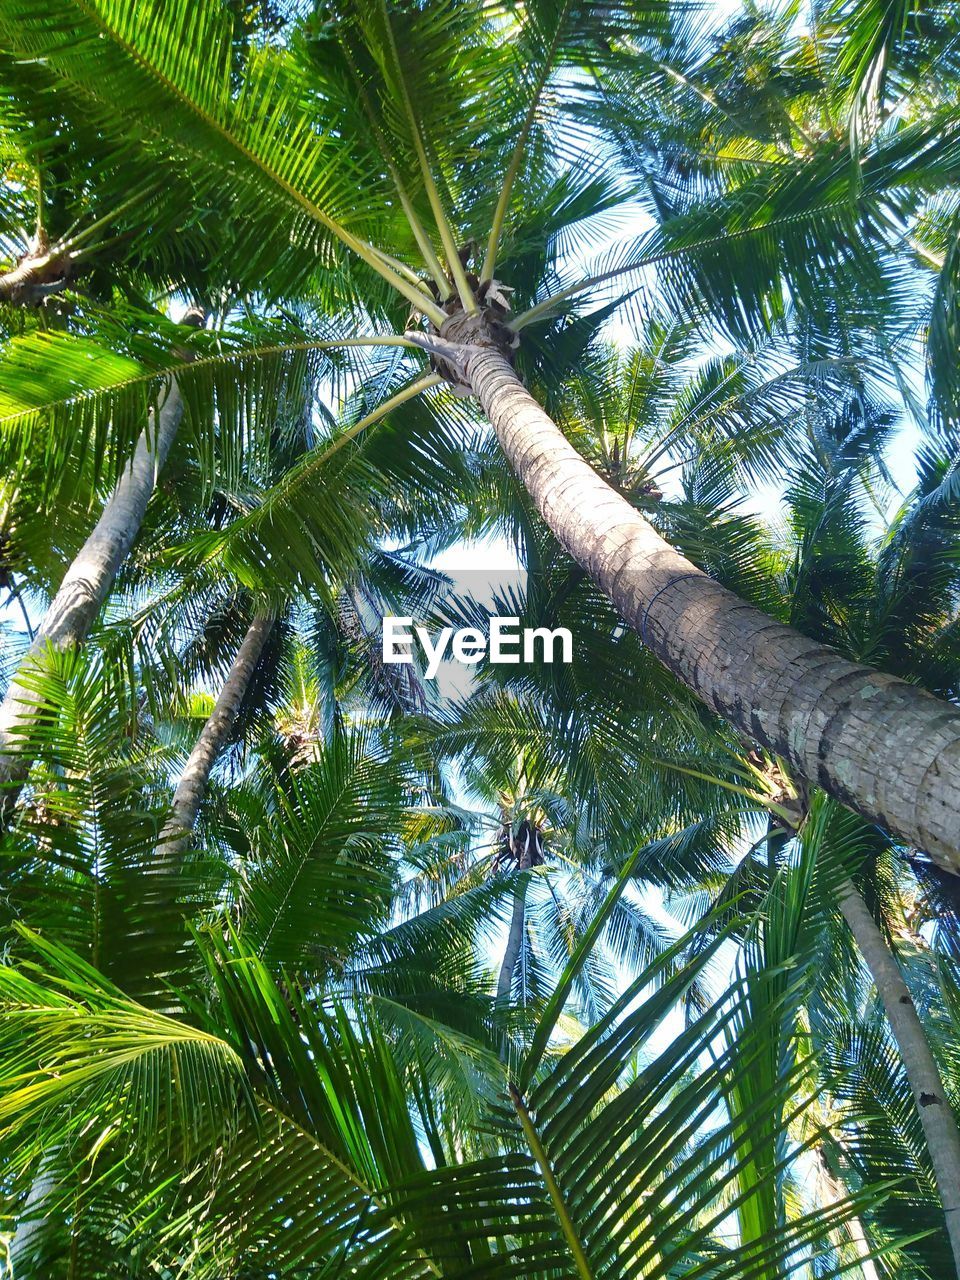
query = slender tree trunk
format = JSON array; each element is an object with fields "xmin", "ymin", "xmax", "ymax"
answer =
[
  {"xmin": 5, "ymin": 620, "xmax": 273, "ymax": 1266},
  {"xmin": 817, "ymin": 1150, "xmax": 881, "ymax": 1280},
  {"xmin": 158, "ymin": 614, "xmax": 273, "ymax": 859},
  {"xmin": 496, "ymin": 835, "xmax": 534, "ymax": 1001},
  {"xmin": 0, "ymin": 376, "xmax": 187, "ymax": 805},
  {"xmin": 7, "ymin": 1154, "xmax": 58, "ymax": 1274},
  {"xmin": 466, "ymin": 347, "xmax": 960, "ymax": 875},
  {"xmin": 838, "ymin": 877, "xmax": 960, "ymax": 1275}
]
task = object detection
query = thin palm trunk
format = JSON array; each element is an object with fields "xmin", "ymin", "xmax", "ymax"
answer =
[
  {"xmin": 817, "ymin": 1151, "xmax": 881, "ymax": 1280},
  {"xmin": 0, "ymin": 374, "xmax": 188, "ymax": 807},
  {"xmin": 7, "ymin": 1153, "xmax": 57, "ymax": 1273},
  {"xmin": 496, "ymin": 839, "xmax": 533, "ymax": 1001},
  {"xmin": 838, "ymin": 878, "xmax": 960, "ymax": 1275},
  {"xmin": 159, "ymin": 614, "xmax": 274, "ymax": 859},
  {"xmin": 8, "ymin": 618, "xmax": 273, "ymax": 1257},
  {"xmin": 466, "ymin": 347, "xmax": 960, "ymax": 875}
]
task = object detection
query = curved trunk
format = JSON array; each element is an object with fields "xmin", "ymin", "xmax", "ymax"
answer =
[
  {"xmin": 159, "ymin": 614, "xmax": 273, "ymax": 860},
  {"xmin": 0, "ymin": 376, "xmax": 187, "ymax": 807},
  {"xmin": 6, "ymin": 621, "xmax": 274, "ymax": 1259},
  {"xmin": 838, "ymin": 878, "xmax": 960, "ymax": 1274},
  {"xmin": 466, "ymin": 348, "xmax": 960, "ymax": 875}
]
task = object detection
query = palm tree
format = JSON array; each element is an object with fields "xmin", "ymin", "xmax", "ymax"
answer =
[
  {"xmin": 678, "ymin": 391, "xmax": 960, "ymax": 1270},
  {"xmin": 155, "ymin": 611, "xmax": 274, "ymax": 858},
  {"xmin": 1, "ymin": 2, "xmax": 959, "ymax": 1274},
  {"xmin": 0, "ymin": 309, "xmax": 204, "ymax": 805},
  {"xmin": 425, "ymin": 334, "xmax": 960, "ymax": 1271},
  {"xmin": 0, "ymin": 403, "xmax": 909, "ymax": 1275},
  {"xmin": 3, "ymin": 0, "xmax": 960, "ymax": 867},
  {"xmin": 0, "ymin": 300, "xmax": 435, "ymax": 812},
  {"xmin": 0, "ymin": 842, "xmax": 892, "ymax": 1277}
]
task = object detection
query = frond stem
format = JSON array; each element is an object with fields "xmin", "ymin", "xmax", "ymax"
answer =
[
  {"xmin": 396, "ymin": 190, "xmax": 454, "ymax": 300},
  {"xmin": 0, "ymin": 336, "xmax": 421, "ymax": 428},
  {"xmin": 337, "ymin": 32, "xmax": 452, "ymax": 298},
  {"xmin": 511, "ymin": 203, "xmax": 848, "ymax": 330},
  {"xmin": 317, "ymin": 372, "xmax": 441, "ymax": 455},
  {"xmin": 909, "ymin": 236, "xmax": 945, "ymax": 270},
  {"xmin": 653, "ymin": 760, "xmax": 795, "ymax": 825},
  {"xmin": 60, "ymin": 185, "xmax": 162, "ymax": 254},
  {"xmin": 64, "ymin": 0, "xmax": 447, "ymax": 326},
  {"xmin": 481, "ymin": 4, "xmax": 569, "ymax": 283},
  {"xmin": 377, "ymin": 0, "xmax": 477, "ymax": 313},
  {"xmin": 255, "ymin": 1098, "xmax": 444, "ymax": 1278},
  {"xmin": 509, "ymin": 1083, "xmax": 595, "ymax": 1280},
  {"xmin": 364, "ymin": 242, "xmax": 432, "ymax": 289}
]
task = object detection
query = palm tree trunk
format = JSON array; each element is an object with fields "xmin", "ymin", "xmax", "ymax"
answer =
[
  {"xmin": 838, "ymin": 877, "xmax": 960, "ymax": 1274},
  {"xmin": 817, "ymin": 1150, "xmax": 881, "ymax": 1280},
  {"xmin": 497, "ymin": 841, "xmax": 533, "ymax": 1001},
  {"xmin": 7, "ymin": 622, "xmax": 274, "ymax": 1256},
  {"xmin": 7, "ymin": 1153, "xmax": 58, "ymax": 1274},
  {"xmin": 466, "ymin": 347, "xmax": 960, "ymax": 876},
  {"xmin": 159, "ymin": 614, "xmax": 273, "ymax": 859},
  {"xmin": 0, "ymin": 375, "xmax": 188, "ymax": 807}
]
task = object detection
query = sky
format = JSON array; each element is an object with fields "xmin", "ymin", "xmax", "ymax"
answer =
[{"xmin": 2, "ymin": 8, "xmax": 937, "ymax": 1240}]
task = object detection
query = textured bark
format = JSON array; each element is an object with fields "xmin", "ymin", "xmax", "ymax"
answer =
[
  {"xmin": 7, "ymin": 1154, "xmax": 57, "ymax": 1274},
  {"xmin": 817, "ymin": 1151, "xmax": 881, "ymax": 1280},
  {"xmin": 496, "ymin": 835, "xmax": 534, "ymax": 1001},
  {"xmin": 0, "ymin": 377, "xmax": 186, "ymax": 801},
  {"xmin": 838, "ymin": 879, "xmax": 960, "ymax": 1274},
  {"xmin": 0, "ymin": 241, "xmax": 71, "ymax": 306},
  {"xmin": 158, "ymin": 614, "xmax": 273, "ymax": 859},
  {"xmin": 467, "ymin": 348, "xmax": 960, "ymax": 875}
]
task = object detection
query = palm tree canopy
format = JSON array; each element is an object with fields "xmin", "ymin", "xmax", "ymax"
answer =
[{"xmin": 2, "ymin": 0, "xmax": 960, "ymax": 1276}]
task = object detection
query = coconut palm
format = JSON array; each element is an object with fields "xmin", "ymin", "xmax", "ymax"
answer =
[
  {"xmin": 0, "ymin": 296, "xmax": 466, "ymax": 818},
  {"xmin": 669, "ymin": 385, "xmax": 960, "ymax": 1271},
  {"xmin": 0, "ymin": 833, "xmax": 890, "ymax": 1277},
  {"xmin": 2, "ymin": 0, "xmax": 960, "ymax": 866},
  {"xmin": 1, "ymin": 2, "xmax": 960, "ymax": 1276},
  {"xmin": 0, "ymin": 392, "xmax": 912, "ymax": 1277},
  {"xmin": 410, "ymin": 329, "xmax": 960, "ymax": 1271}
]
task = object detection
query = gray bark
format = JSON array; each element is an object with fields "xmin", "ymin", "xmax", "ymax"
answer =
[
  {"xmin": 466, "ymin": 347, "xmax": 960, "ymax": 875},
  {"xmin": 7, "ymin": 1154, "xmax": 57, "ymax": 1275},
  {"xmin": 496, "ymin": 833, "xmax": 535, "ymax": 1001},
  {"xmin": 817, "ymin": 1150, "xmax": 881, "ymax": 1280},
  {"xmin": 0, "ymin": 242, "xmax": 71, "ymax": 306},
  {"xmin": 838, "ymin": 878, "xmax": 960, "ymax": 1275},
  {"xmin": 0, "ymin": 377, "xmax": 186, "ymax": 804},
  {"xmin": 159, "ymin": 614, "xmax": 273, "ymax": 859}
]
